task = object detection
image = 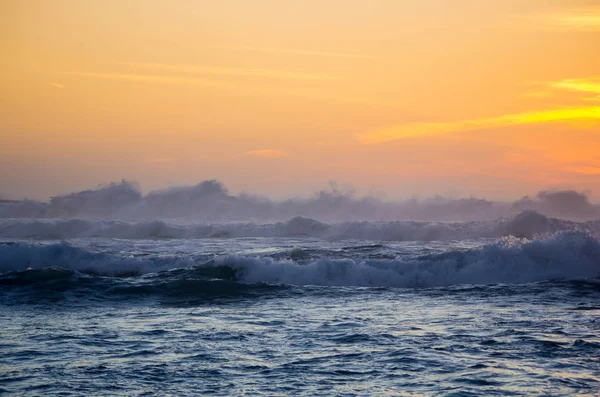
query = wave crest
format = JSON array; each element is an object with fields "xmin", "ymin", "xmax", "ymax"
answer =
[
  {"xmin": 1, "ymin": 232, "xmax": 599, "ymax": 288},
  {"xmin": 220, "ymin": 232, "xmax": 600, "ymax": 287}
]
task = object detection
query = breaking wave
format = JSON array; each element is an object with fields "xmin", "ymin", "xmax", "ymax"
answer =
[
  {"xmin": 1, "ymin": 232, "xmax": 599, "ymax": 288},
  {"xmin": 226, "ymin": 232, "xmax": 600, "ymax": 287},
  {"xmin": 0, "ymin": 241, "xmax": 195, "ymax": 276}
]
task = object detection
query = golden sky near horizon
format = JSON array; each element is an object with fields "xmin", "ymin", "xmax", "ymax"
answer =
[{"xmin": 1, "ymin": 0, "xmax": 600, "ymax": 200}]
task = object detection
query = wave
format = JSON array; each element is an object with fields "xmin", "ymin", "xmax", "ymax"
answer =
[
  {"xmin": 224, "ymin": 232, "xmax": 600, "ymax": 287},
  {"xmin": 1, "ymin": 232, "xmax": 599, "ymax": 288},
  {"xmin": 2, "ymin": 180, "xmax": 599, "ymax": 221},
  {"xmin": 0, "ymin": 212, "xmax": 594, "ymax": 241},
  {"xmin": 0, "ymin": 241, "xmax": 195, "ymax": 276},
  {"xmin": 0, "ymin": 268, "xmax": 281, "ymax": 305}
]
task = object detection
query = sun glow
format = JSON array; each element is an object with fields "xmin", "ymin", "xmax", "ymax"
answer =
[{"xmin": 3, "ymin": 0, "xmax": 600, "ymax": 200}]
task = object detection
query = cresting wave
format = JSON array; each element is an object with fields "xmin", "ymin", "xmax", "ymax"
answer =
[
  {"xmin": 0, "ymin": 211, "xmax": 597, "ymax": 241},
  {"xmin": 1, "ymin": 232, "xmax": 599, "ymax": 288}
]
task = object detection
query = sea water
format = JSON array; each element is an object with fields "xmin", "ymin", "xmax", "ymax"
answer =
[{"xmin": 1, "ymin": 217, "xmax": 599, "ymax": 396}]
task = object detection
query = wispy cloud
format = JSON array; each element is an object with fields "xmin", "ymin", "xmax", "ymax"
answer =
[
  {"xmin": 247, "ymin": 149, "xmax": 289, "ymax": 158},
  {"xmin": 521, "ymin": 7, "xmax": 600, "ymax": 31},
  {"xmin": 67, "ymin": 72, "xmax": 239, "ymax": 89},
  {"xmin": 549, "ymin": 78, "xmax": 600, "ymax": 95},
  {"xmin": 117, "ymin": 61, "xmax": 339, "ymax": 81},
  {"xmin": 49, "ymin": 82, "xmax": 64, "ymax": 88},
  {"xmin": 521, "ymin": 91, "xmax": 552, "ymax": 99},
  {"xmin": 582, "ymin": 96, "xmax": 600, "ymax": 102},
  {"xmin": 141, "ymin": 157, "xmax": 176, "ymax": 168},
  {"xmin": 242, "ymin": 46, "xmax": 377, "ymax": 60},
  {"xmin": 357, "ymin": 106, "xmax": 600, "ymax": 144},
  {"xmin": 536, "ymin": 77, "xmax": 600, "ymax": 102},
  {"xmin": 566, "ymin": 164, "xmax": 600, "ymax": 175},
  {"xmin": 144, "ymin": 157, "xmax": 175, "ymax": 164},
  {"xmin": 68, "ymin": 71, "xmax": 403, "ymax": 109}
]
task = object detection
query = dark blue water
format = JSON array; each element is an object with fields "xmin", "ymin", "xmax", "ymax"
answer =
[{"xmin": 1, "ymin": 221, "xmax": 600, "ymax": 395}]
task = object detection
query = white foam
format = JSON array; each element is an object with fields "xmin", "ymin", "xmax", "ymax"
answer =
[
  {"xmin": 220, "ymin": 232, "xmax": 600, "ymax": 287},
  {"xmin": 2, "ymin": 232, "xmax": 598, "ymax": 287},
  {"xmin": 0, "ymin": 242, "xmax": 193, "ymax": 276}
]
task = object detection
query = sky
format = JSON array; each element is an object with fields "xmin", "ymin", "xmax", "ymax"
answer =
[{"xmin": 2, "ymin": 0, "xmax": 600, "ymax": 200}]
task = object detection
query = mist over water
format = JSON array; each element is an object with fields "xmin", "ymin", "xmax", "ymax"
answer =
[{"xmin": 1, "ymin": 179, "xmax": 599, "ymax": 221}]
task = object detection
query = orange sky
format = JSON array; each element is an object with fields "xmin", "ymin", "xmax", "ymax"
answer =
[{"xmin": 2, "ymin": 0, "xmax": 600, "ymax": 200}]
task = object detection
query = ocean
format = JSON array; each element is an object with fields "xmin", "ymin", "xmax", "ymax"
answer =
[{"xmin": 1, "ymin": 215, "xmax": 600, "ymax": 395}]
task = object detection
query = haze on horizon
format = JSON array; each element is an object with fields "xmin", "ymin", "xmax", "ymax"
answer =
[{"xmin": 2, "ymin": 0, "xmax": 600, "ymax": 201}]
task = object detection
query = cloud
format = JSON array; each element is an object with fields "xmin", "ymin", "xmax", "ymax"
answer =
[
  {"xmin": 247, "ymin": 149, "xmax": 289, "ymax": 158},
  {"xmin": 536, "ymin": 77, "xmax": 600, "ymax": 102},
  {"xmin": 521, "ymin": 91, "xmax": 552, "ymax": 99},
  {"xmin": 549, "ymin": 78, "xmax": 600, "ymax": 95},
  {"xmin": 357, "ymin": 106, "xmax": 600, "ymax": 144},
  {"xmin": 519, "ymin": 77, "xmax": 600, "ymax": 102},
  {"xmin": 522, "ymin": 7, "xmax": 600, "ymax": 32},
  {"xmin": 567, "ymin": 164, "xmax": 600, "ymax": 175},
  {"xmin": 242, "ymin": 46, "xmax": 377, "ymax": 60},
  {"xmin": 143, "ymin": 157, "xmax": 175, "ymax": 165},
  {"xmin": 67, "ymin": 72, "xmax": 238, "ymax": 89},
  {"xmin": 49, "ymin": 82, "xmax": 64, "ymax": 88},
  {"xmin": 68, "ymin": 71, "xmax": 402, "ymax": 109},
  {"xmin": 117, "ymin": 61, "xmax": 339, "ymax": 81}
]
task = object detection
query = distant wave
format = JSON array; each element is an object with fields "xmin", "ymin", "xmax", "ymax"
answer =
[
  {"xmin": 0, "ymin": 211, "xmax": 596, "ymax": 241},
  {"xmin": 2, "ymin": 232, "xmax": 599, "ymax": 288},
  {"xmin": 2, "ymin": 180, "xmax": 599, "ymax": 221}
]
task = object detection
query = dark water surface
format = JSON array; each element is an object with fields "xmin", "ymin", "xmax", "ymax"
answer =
[{"xmin": 1, "ymin": 230, "xmax": 600, "ymax": 395}]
